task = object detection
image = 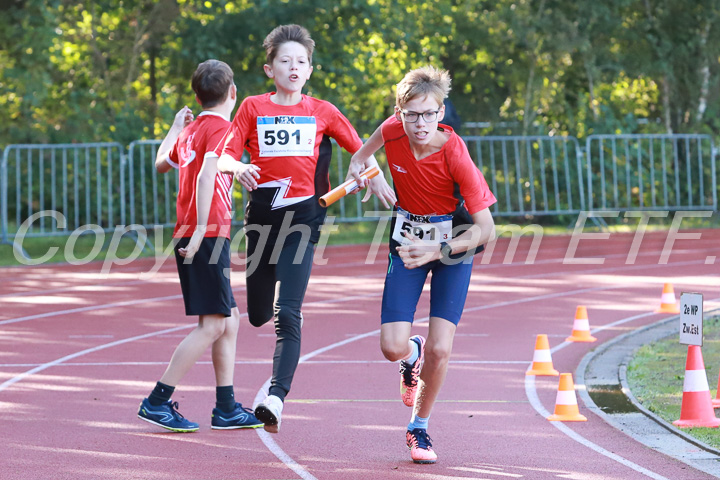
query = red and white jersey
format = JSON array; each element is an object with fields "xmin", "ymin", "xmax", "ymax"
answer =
[
  {"xmin": 216, "ymin": 93, "xmax": 363, "ymax": 211},
  {"xmin": 381, "ymin": 115, "xmax": 496, "ymax": 216},
  {"xmin": 169, "ymin": 111, "xmax": 234, "ymax": 238}
]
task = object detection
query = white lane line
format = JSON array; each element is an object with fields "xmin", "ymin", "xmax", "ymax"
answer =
[
  {"xmin": 525, "ymin": 376, "xmax": 670, "ymax": 480},
  {"xmin": 2, "ymin": 255, "xmax": 717, "ymax": 479},
  {"xmin": 248, "ymin": 284, "xmax": 656, "ymax": 479},
  {"xmin": 0, "ymin": 295, "xmax": 184, "ymax": 326},
  {"xmin": 0, "ymin": 286, "xmax": 381, "ymax": 326},
  {"xmin": 0, "ymin": 359, "xmax": 527, "ymax": 368},
  {"xmin": 253, "ymin": 378, "xmax": 318, "ymax": 480},
  {"xmin": 523, "ymin": 307, "xmax": 690, "ymax": 479},
  {"xmin": 0, "ymin": 324, "xmax": 191, "ymax": 392}
]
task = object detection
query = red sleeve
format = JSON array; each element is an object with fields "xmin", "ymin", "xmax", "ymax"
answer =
[
  {"xmin": 325, "ymin": 103, "xmax": 363, "ymax": 153},
  {"xmin": 447, "ymin": 135, "xmax": 497, "ymax": 214},
  {"xmin": 215, "ymin": 98, "xmax": 252, "ymax": 160}
]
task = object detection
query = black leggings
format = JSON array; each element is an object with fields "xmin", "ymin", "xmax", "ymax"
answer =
[{"xmin": 245, "ymin": 230, "xmax": 314, "ymax": 401}]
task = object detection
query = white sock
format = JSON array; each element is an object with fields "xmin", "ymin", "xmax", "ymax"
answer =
[{"xmin": 402, "ymin": 339, "xmax": 420, "ymax": 365}]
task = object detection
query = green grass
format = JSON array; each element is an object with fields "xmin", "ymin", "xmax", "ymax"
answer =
[{"xmin": 627, "ymin": 315, "xmax": 720, "ymax": 449}]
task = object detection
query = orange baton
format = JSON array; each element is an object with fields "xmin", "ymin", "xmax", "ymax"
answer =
[{"xmin": 318, "ymin": 166, "xmax": 380, "ymax": 208}]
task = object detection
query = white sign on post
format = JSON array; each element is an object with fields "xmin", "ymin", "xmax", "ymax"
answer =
[{"xmin": 679, "ymin": 292, "xmax": 703, "ymax": 346}]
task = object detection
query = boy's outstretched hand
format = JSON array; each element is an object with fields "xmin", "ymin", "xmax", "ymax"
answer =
[
  {"xmin": 233, "ymin": 163, "xmax": 262, "ymax": 191},
  {"xmin": 347, "ymin": 158, "xmax": 396, "ymax": 209}
]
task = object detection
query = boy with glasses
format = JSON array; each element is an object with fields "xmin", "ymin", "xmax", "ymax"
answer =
[{"xmin": 348, "ymin": 66, "xmax": 496, "ymax": 463}]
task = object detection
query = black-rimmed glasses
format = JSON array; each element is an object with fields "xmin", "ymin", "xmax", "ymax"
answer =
[{"xmin": 400, "ymin": 109, "xmax": 439, "ymax": 123}]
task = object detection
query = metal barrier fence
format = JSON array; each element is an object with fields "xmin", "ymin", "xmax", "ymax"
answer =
[
  {"xmin": 1, "ymin": 143, "xmax": 125, "ymax": 242},
  {"xmin": 466, "ymin": 136, "xmax": 584, "ymax": 216},
  {"xmin": 2, "ymin": 134, "xmax": 717, "ymax": 245},
  {"xmin": 586, "ymin": 134, "xmax": 717, "ymax": 211}
]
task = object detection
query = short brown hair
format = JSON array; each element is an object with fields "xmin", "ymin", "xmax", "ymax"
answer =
[
  {"xmin": 263, "ymin": 24, "xmax": 315, "ymax": 64},
  {"xmin": 395, "ymin": 66, "xmax": 451, "ymax": 109},
  {"xmin": 191, "ymin": 59, "xmax": 234, "ymax": 108}
]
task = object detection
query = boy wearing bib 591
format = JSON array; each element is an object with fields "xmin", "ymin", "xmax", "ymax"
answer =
[
  {"xmin": 348, "ymin": 66, "xmax": 496, "ymax": 463},
  {"xmin": 216, "ymin": 24, "xmax": 395, "ymax": 434}
]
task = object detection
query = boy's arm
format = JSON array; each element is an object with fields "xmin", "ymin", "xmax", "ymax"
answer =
[
  {"xmin": 217, "ymin": 153, "xmax": 261, "ymax": 191},
  {"xmin": 178, "ymin": 154, "xmax": 217, "ymax": 259},
  {"xmin": 348, "ymin": 126, "xmax": 396, "ymax": 208},
  {"xmin": 155, "ymin": 106, "xmax": 194, "ymax": 173}
]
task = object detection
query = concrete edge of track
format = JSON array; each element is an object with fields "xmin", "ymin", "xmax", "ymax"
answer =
[{"xmin": 576, "ymin": 308, "xmax": 720, "ymax": 477}]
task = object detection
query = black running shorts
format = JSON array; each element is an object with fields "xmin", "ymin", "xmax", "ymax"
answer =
[{"xmin": 174, "ymin": 236, "xmax": 236, "ymax": 317}]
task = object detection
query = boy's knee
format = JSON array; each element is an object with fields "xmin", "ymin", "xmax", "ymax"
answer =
[
  {"xmin": 274, "ymin": 306, "xmax": 301, "ymax": 337},
  {"xmin": 248, "ymin": 305, "xmax": 273, "ymax": 328},
  {"xmin": 202, "ymin": 316, "xmax": 227, "ymax": 341},
  {"xmin": 380, "ymin": 340, "xmax": 408, "ymax": 362},
  {"xmin": 424, "ymin": 342, "xmax": 451, "ymax": 366}
]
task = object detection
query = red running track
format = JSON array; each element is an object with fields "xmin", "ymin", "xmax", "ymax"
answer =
[{"xmin": 1, "ymin": 229, "xmax": 719, "ymax": 480}]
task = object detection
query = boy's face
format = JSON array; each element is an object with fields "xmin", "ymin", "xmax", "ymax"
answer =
[
  {"xmin": 264, "ymin": 41, "xmax": 313, "ymax": 95},
  {"xmin": 395, "ymin": 95, "xmax": 446, "ymax": 148}
]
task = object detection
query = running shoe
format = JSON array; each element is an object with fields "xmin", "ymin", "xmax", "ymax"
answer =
[
  {"xmin": 137, "ymin": 398, "xmax": 199, "ymax": 432},
  {"xmin": 406, "ymin": 428, "xmax": 437, "ymax": 464},
  {"xmin": 399, "ymin": 335, "xmax": 426, "ymax": 407},
  {"xmin": 254, "ymin": 394, "xmax": 283, "ymax": 434},
  {"xmin": 211, "ymin": 403, "xmax": 264, "ymax": 429}
]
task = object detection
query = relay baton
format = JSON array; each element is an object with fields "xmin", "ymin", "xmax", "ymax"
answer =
[{"xmin": 318, "ymin": 166, "xmax": 380, "ymax": 207}]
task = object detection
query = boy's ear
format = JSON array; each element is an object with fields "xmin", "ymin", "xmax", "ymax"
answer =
[
  {"xmin": 437, "ymin": 104, "xmax": 446, "ymax": 123},
  {"xmin": 195, "ymin": 95, "xmax": 202, "ymax": 106},
  {"xmin": 230, "ymin": 83, "xmax": 237, "ymax": 100},
  {"xmin": 394, "ymin": 106, "xmax": 402, "ymax": 123},
  {"xmin": 263, "ymin": 64, "xmax": 274, "ymax": 79}
]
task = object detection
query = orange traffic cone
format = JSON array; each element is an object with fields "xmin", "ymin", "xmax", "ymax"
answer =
[
  {"xmin": 673, "ymin": 345, "xmax": 720, "ymax": 428},
  {"xmin": 655, "ymin": 283, "xmax": 680, "ymax": 313},
  {"xmin": 526, "ymin": 334, "xmax": 559, "ymax": 376},
  {"xmin": 547, "ymin": 373, "xmax": 587, "ymax": 422},
  {"xmin": 566, "ymin": 306, "xmax": 597, "ymax": 342}
]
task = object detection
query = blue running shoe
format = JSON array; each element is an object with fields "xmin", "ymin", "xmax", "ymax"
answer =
[
  {"xmin": 137, "ymin": 398, "xmax": 199, "ymax": 432},
  {"xmin": 211, "ymin": 403, "xmax": 263, "ymax": 429}
]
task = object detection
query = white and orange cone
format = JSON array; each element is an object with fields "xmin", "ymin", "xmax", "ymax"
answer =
[
  {"xmin": 547, "ymin": 373, "xmax": 587, "ymax": 422},
  {"xmin": 655, "ymin": 283, "xmax": 680, "ymax": 314},
  {"xmin": 673, "ymin": 345, "xmax": 720, "ymax": 428},
  {"xmin": 566, "ymin": 306, "xmax": 597, "ymax": 342},
  {"xmin": 526, "ymin": 334, "xmax": 559, "ymax": 376}
]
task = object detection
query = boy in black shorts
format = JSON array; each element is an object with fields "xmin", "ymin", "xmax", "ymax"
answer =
[{"xmin": 137, "ymin": 59, "xmax": 262, "ymax": 432}]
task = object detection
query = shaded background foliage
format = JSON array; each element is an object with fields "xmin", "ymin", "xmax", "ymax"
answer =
[{"xmin": 2, "ymin": 0, "xmax": 720, "ymax": 147}]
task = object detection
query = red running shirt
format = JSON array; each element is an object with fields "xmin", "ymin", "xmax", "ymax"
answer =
[
  {"xmin": 216, "ymin": 93, "xmax": 363, "ymax": 211},
  {"xmin": 381, "ymin": 115, "xmax": 496, "ymax": 216},
  {"xmin": 169, "ymin": 112, "xmax": 234, "ymax": 238}
]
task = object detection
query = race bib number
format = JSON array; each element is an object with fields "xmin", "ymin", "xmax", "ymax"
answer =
[
  {"xmin": 392, "ymin": 207, "xmax": 452, "ymax": 246},
  {"xmin": 257, "ymin": 116, "xmax": 316, "ymax": 157}
]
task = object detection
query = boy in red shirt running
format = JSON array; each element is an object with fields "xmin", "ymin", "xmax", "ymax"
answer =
[
  {"xmin": 348, "ymin": 66, "xmax": 497, "ymax": 463},
  {"xmin": 216, "ymin": 24, "xmax": 395, "ymax": 434},
  {"xmin": 137, "ymin": 59, "xmax": 262, "ymax": 432}
]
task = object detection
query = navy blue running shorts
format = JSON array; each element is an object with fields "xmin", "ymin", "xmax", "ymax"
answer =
[
  {"xmin": 174, "ymin": 236, "xmax": 236, "ymax": 317},
  {"xmin": 381, "ymin": 253, "xmax": 473, "ymax": 325}
]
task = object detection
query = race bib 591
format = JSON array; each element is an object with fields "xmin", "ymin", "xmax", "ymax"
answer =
[
  {"xmin": 257, "ymin": 116, "xmax": 316, "ymax": 157},
  {"xmin": 392, "ymin": 207, "xmax": 453, "ymax": 246}
]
